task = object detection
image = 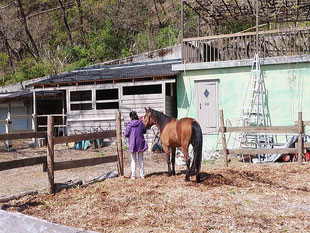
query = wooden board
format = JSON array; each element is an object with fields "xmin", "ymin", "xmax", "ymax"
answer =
[
  {"xmin": 0, "ymin": 132, "xmax": 46, "ymax": 141},
  {"xmin": 228, "ymin": 148, "xmax": 298, "ymax": 155},
  {"xmin": 0, "ymin": 156, "xmax": 47, "ymax": 171},
  {"xmin": 50, "ymin": 155, "xmax": 118, "ymax": 171},
  {"xmin": 221, "ymin": 126, "xmax": 298, "ymax": 133},
  {"xmin": 54, "ymin": 130, "xmax": 116, "ymax": 144}
]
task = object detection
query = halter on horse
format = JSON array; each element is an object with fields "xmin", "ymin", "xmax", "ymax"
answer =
[{"xmin": 143, "ymin": 107, "xmax": 203, "ymax": 182}]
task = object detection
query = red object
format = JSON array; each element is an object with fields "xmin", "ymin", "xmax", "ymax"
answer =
[
  {"xmin": 293, "ymin": 152, "xmax": 310, "ymax": 162},
  {"xmin": 282, "ymin": 154, "xmax": 290, "ymax": 162}
]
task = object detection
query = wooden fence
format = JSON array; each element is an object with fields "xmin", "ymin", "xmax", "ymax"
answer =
[
  {"xmin": 220, "ymin": 110, "xmax": 307, "ymax": 167},
  {"xmin": 0, "ymin": 111, "xmax": 124, "ymax": 194}
]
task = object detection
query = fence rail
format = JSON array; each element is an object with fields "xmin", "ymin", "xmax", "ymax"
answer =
[
  {"xmin": 0, "ymin": 112, "xmax": 124, "ymax": 194},
  {"xmin": 220, "ymin": 110, "xmax": 304, "ymax": 167},
  {"xmin": 182, "ymin": 27, "xmax": 310, "ymax": 63}
]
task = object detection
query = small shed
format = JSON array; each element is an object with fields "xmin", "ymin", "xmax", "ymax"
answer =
[{"xmin": 29, "ymin": 59, "xmax": 180, "ymax": 145}]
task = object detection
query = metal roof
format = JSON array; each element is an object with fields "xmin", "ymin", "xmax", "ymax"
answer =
[
  {"xmin": 0, "ymin": 90, "xmax": 62, "ymax": 103},
  {"xmin": 29, "ymin": 60, "xmax": 181, "ymax": 87}
]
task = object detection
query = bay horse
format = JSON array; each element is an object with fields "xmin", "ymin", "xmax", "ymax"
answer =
[{"xmin": 143, "ymin": 107, "xmax": 203, "ymax": 182}]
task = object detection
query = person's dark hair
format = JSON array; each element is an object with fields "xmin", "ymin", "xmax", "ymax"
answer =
[{"xmin": 129, "ymin": 111, "xmax": 139, "ymax": 120}]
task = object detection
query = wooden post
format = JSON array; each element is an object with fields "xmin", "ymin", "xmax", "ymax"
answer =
[
  {"xmin": 116, "ymin": 111, "xmax": 124, "ymax": 176},
  {"xmin": 5, "ymin": 101, "xmax": 12, "ymax": 151},
  {"xmin": 220, "ymin": 110, "xmax": 228, "ymax": 167},
  {"xmin": 32, "ymin": 90, "xmax": 37, "ymax": 144},
  {"xmin": 297, "ymin": 112, "xmax": 304, "ymax": 164},
  {"xmin": 47, "ymin": 115, "xmax": 55, "ymax": 193}
]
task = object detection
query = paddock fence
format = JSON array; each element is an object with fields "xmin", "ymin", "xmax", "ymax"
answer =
[
  {"xmin": 219, "ymin": 110, "xmax": 309, "ymax": 167},
  {"xmin": 0, "ymin": 111, "xmax": 124, "ymax": 194}
]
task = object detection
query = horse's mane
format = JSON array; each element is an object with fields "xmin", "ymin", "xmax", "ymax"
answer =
[{"xmin": 149, "ymin": 108, "xmax": 173, "ymax": 131}]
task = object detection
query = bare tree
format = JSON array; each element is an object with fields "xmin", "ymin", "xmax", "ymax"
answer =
[
  {"xmin": 76, "ymin": 0, "xmax": 87, "ymax": 46},
  {"xmin": 58, "ymin": 0, "xmax": 74, "ymax": 47},
  {"xmin": 15, "ymin": 0, "xmax": 40, "ymax": 58},
  {"xmin": 0, "ymin": 14, "xmax": 17, "ymax": 76}
]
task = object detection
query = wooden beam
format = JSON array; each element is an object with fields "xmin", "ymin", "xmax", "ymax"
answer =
[
  {"xmin": 298, "ymin": 112, "xmax": 304, "ymax": 164},
  {"xmin": 219, "ymin": 110, "xmax": 228, "ymax": 167},
  {"xmin": 47, "ymin": 116, "xmax": 55, "ymax": 194},
  {"xmin": 54, "ymin": 130, "xmax": 116, "ymax": 144},
  {"xmin": 228, "ymin": 148, "xmax": 298, "ymax": 155},
  {"xmin": 47, "ymin": 155, "xmax": 118, "ymax": 171},
  {"xmin": 0, "ymin": 132, "xmax": 46, "ymax": 141},
  {"xmin": 116, "ymin": 111, "xmax": 124, "ymax": 176},
  {"xmin": 0, "ymin": 156, "xmax": 46, "ymax": 171},
  {"xmin": 220, "ymin": 126, "xmax": 298, "ymax": 133}
]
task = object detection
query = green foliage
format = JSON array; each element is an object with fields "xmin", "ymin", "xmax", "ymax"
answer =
[
  {"xmin": 0, "ymin": 53, "xmax": 9, "ymax": 70},
  {"xmin": 155, "ymin": 26, "xmax": 178, "ymax": 48},
  {"xmin": 14, "ymin": 58, "xmax": 53, "ymax": 82}
]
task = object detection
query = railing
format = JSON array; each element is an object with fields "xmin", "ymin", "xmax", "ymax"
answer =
[
  {"xmin": 182, "ymin": 27, "xmax": 310, "ymax": 63},
  {"xmin": 219, "ymin": 110, "xmax": 306, "ymax": 167}
]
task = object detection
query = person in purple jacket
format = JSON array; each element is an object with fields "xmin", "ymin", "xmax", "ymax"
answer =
[{"xmin": 125, "ymin": 111, "xmax": 148, "ymax": 179}]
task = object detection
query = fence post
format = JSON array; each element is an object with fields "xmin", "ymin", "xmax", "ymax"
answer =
[
  {"xmin": 298, "ymin": 112, "xmax": 304, "ymax": 164},
  {"xmin": 116, "ymin": 111, "xmax": 124, "ymax": 176},
  {"xmin": 47, "ymin": 115, "xmax": 55, "ymax": 194},
  {"xmin": 5, "ymin": 101, "xmax": 12, "ymax": 151},
  {"xmin": 220, "ymin": 110, "xmax": 228, "ymax": 167}
]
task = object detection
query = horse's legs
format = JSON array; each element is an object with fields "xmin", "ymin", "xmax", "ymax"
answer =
[
  {"xmin": 171, "ymin": 147, "xmax": 176, "ymax": 176},
  {"xmin": 163, "ymin": 145, "xmax": 172, "ymax": 176},
  {"xmin": 182, "ymin": 145, "xmax": 190, "ymax": 181}
]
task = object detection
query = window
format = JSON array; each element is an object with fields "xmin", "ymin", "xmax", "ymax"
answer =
[
  {"xmin": 96, "ymin": 88, "xmax": 119, "ymax": 110},
  {"xmin": 123, "ymin": 84, "xmax": 162, "ymax": 95},
  {"xmin": 70, "ymin": 90, "xmax": 92, "ymax": 111},
  {"xmin": 70, "ymin": 90, "xmax": 91, "ymax": 101}
]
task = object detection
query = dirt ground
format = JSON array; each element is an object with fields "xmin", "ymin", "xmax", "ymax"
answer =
[{"xmin": 1, "ymin": 141, "xmax": 310, "ymax": 232}]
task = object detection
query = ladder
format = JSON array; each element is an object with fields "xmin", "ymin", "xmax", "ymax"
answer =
[{"xmin": 238, "ymin": 53, "xmax": 273, "ymax": 150}]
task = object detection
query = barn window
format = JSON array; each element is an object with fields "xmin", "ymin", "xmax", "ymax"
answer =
[
  {"xmin": 70, "ymin": 90, "xmax": 91, "ymax": 101},
  {"xmin": 123, "ymin": 84, "xmax": 162, "ymax": 95},
  {"xmin": 70, "ymin": 90, "xmax": 92, "ymax": 111},
  {"xmin": 96, "ymin": 88, "xmax": 119, "ymax": 110}
]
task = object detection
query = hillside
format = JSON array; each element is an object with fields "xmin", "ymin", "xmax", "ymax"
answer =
[{"xmin": 0, "ymin": 0, "xmax": 182, "ymax": 86}]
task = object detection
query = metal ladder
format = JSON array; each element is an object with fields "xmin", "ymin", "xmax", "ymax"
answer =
[{"xmin": 238, "ymin": 53, "xmax": 273, "ymax": 151}]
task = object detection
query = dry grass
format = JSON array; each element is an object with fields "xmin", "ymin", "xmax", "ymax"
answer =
[{"xmin": 1, "ymin": 148, "xmax": 310, "ymax": 232}]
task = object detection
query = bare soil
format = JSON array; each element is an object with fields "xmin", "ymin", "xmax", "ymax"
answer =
[{"xmin": 1, "ymin": 142, "xmax": 310, "ymax": 232}]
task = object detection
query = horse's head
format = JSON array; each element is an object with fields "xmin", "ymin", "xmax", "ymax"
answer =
[{"xmin": 143, "ymin": 107, "xmax": 156, "ymax": 129}]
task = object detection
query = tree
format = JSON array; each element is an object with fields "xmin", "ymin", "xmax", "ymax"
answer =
[
  {"xmin": 15, "ymin": 0, "xmax": 40, "ymax": 59},
  {"xmin": 58, "ymin": 0, "xmax": 74, "ymax": 47}
]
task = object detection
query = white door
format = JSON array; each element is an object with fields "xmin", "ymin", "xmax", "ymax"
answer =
[{"xmin": 196, "ymin": 80, "xmax": 218, "ymax": 134}]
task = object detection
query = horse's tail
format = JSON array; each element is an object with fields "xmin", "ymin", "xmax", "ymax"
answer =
[{"xmin": 190, "ymin": 120, "xmax": 203, "ymax": 182}]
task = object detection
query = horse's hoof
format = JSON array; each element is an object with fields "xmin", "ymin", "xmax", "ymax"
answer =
[
  {"xmin": 196, "ymin": 174, "xmax": 201, "ymax": 183},
  {"xmin": 185, "ymin": 176, "xmax": 190, "ymax": 182},
  {"xmin": 168, "ymin": 172, "xmax": 172, "ymax": 177}
]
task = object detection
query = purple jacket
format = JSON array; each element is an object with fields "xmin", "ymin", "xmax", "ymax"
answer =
[{"xmin": 125, "ymin": 120, "xmax": 148, "ymax": 153}]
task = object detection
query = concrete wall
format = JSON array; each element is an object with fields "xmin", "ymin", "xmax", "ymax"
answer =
[{"xmin": 174, "ymin": 56, "xmax": 310, "ymax": 156}]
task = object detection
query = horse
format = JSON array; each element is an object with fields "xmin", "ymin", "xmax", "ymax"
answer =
[{"xmin": 143, "ymin": 107, "xmax": 203, "ymax": 182}]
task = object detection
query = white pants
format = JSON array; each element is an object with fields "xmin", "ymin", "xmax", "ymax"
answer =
[{"xmin": 130, "ymin": 152, "xmax": 144, "ymax": 179}]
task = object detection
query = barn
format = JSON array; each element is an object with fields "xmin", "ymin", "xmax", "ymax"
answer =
[{"xmin": 19, "ymin": 46, "xmax": 181, "ymax": 146}]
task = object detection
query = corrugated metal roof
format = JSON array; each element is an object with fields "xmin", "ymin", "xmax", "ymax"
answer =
[
  {"xmin": 0, "ymin": 90, "xmax": 62, "ymax": 103},
  {"xmin": 30, "ymin": 60, "xmax": 181, "ymax": 87}
]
